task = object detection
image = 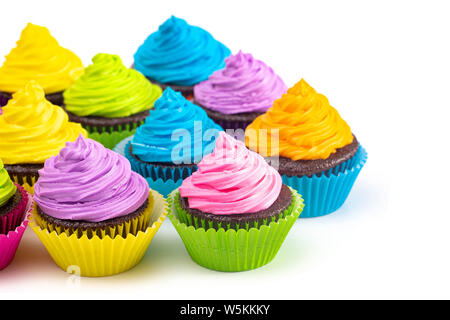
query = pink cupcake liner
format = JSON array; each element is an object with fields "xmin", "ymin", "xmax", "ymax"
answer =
[
  {"xmin": 0, "ymin": 194, "xmax": 32, "ymax": 271},
  {"xmin": 0, "ymin": 184, "xmax": 29, "ymax": 234}
]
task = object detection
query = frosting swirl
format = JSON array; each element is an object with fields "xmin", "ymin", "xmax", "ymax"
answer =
[
  {"xmin": 34, "ymin": 135, "xmax": 149, "ymax": 222},
  {"xmin": 0, "ymin": 159, "xmax": 17, "ymax": 207},
  {"xmin": 131, "ymin": 88, "xmax": 222, "ymax": 163},
  {"xmin": 64, "ymin": 53, "xmax": 162, "ymax": 118},
  {"xmin": 0, "ymin": 23, "xmax": 83, "ymax": 94},
  {"xmin": 245, "ymin": 79, "xmax": 354, "ymax": 160},
  {"xmin": 179, "ymin": 132, "xmax": 282, "ymax": 215},
  {"xmin": 194, "ymin": 51, "xmax": 287, "ymax": 114},
  {"xmin": 134, "ymin": 16, "xmax": 231, "ymax": 86},
  {"xmin": 0, "ymin": 81, "xmax": 87, "ymax": 164}
]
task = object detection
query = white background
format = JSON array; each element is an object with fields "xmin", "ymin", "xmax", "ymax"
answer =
[{"xmin": 0, "ymin": 0, "xmax": 449, "ymax": 300}]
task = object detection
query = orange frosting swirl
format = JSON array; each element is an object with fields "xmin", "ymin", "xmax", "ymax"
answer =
[{"xmin": 245, "ymin": 79, "xmax": 353, "ymax": 160}]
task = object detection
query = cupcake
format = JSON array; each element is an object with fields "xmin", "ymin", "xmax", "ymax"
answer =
[
  {"xmin": 0, "ymin": 81, "xmax": 87, "ymax": 192},
  {"xmin": 123, "ymin": 87, "xmax": 222, "ymax": 196},
  {"xmin": 245, "ymin": 79, "xmax": 367, "ymax": 218},
  {"xmin": 31, "ymin": 135, "xmax": 167, "ymax": 277},
  {"xmin": 169, "ymin": 132, "xmax": 304, "ymax": 272},
  {"xmin": 0, "ymin": 158, "xmax": 31, "ymax": 270},
  {"xmin": 0, "ymin": 23, "xmax": 83, "ymax": 107},
  {"xmin": 194, "ymin": 51, "xmax": 287, "ymax": 131},
  {"xmin": 133, "ymin": 16, "xmax": 230, "ymax": 100},
  {"xmin": 63, "ymin": 53, "xmax": 162, "ymax": 149}
]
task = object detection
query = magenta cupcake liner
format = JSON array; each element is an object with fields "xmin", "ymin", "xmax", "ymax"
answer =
[
  {"xmin": 0, "ymin": 194, "xmax": 32, "ymax": 270},
  {"xmin": 0, "ymin": 184, "xmax": 29, "ymax": 234}
]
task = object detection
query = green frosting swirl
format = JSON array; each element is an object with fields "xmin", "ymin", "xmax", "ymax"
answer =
[
  {"xmin": 0, "ymin": 159, "xmax": 17, "ymax": 207},
  {"xmin": 63, "ymin": 53, "xmax": 162, "ymax": 118}
]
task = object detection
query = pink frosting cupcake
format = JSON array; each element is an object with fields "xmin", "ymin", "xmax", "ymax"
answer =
[{"xmin": 168, "ymin": 132, "xmax": 304, "ymax": 271}]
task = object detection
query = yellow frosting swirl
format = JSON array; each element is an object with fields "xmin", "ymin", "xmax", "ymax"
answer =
[
  {"xmin": 0, "ymin": 81, "xmax": 87, "ymax": 164},
  {"xmin": 0, "ymin": 23, "xmax": 83, "ymax": 94},
  {"xmin": 245, "ymin": 79, "xmax": 353, "ymax": 160}
]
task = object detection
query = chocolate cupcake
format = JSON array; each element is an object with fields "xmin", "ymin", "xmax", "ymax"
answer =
[
  {"xmin": 0, "ymin": 23, "xmax": 83, "ymax": 107},
  {"xmin": 194, "ymin": 51, "xmax": 287, "ymax": 131},
  {"xmin": 31, "ymin": 135, "xmax": 167, "ymax": 277},
  {"xmin": 169, "ymin": 132, "xmax": 304, "ymax": 271},
  {"xmin": 124, "ymin": 88, "xmax": 222, "ymax": 196},
  {"xmin": 63, "ymin": 53, "xmax": 162, "ymax": 149},
  {"xmin": 33, "ymin": 135, "xmax": 151, "ymax": 237},
  {"xmin": 0, "ymin": 81, "xmax": 87, "ymax": 191},
  {"xmin": 246, "ymin": 79, "xmax": 367, "ymax": 218},
  {"xmin": 0, "ymin": 159, "xmax": 29, "ymax": 235},
  {"xmin": 0, "ymin": 158, "xmax": 31, "ymax": 271},
  {"xmin": 133, "ymin": 16, "xmax": 230, "ymax": 100}
]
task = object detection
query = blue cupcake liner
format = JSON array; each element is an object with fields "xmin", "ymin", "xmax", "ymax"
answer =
[
  {"xmin": 121, "ymin": 139, "xmax": 197, "ymax": 197},
  {"xmin": 282, "ymin": 146, "xmax": 367, "ymax": 218}
]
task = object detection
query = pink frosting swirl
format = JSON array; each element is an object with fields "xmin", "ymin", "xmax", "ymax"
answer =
[
  {"xmin": 34, "ymin": 135, "xmax": 149, "ymax": 222},
  {"xmin": 179, "ymin": 132, "xmax": 282, "ymax": 215}
]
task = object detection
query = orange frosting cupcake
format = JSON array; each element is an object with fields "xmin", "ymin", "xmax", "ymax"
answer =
[{"xmin": 245, "ymin": 79, "xmax": 353, "ymax": 160}]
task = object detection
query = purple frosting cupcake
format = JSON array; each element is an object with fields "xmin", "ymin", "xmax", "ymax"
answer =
[
  {"xmin": 193, "ymin": 51, "xmax": 287, "ymax": 132},
  {"xmin": 33, "ymin": 135, "xmax": 151, "ymax": 237}
]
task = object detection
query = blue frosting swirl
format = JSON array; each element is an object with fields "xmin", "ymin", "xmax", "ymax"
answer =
[
  {"xmin": 133, "ymin": 16, "xmax": 231, "ymax": 86},
  {"xmin": 131, "ymin": 88, "xmax": 223, "ymax": 164}
]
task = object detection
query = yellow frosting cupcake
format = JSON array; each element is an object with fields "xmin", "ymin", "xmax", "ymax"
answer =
[
  {"xmin": 0, "ymin": 23, "xmax": 83, "ymax": 106},
  {"xmin": 0, "ymin": 81, "xmax": 87, "ymax": 190}
]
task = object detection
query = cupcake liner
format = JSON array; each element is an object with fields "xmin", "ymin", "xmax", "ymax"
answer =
[
  {"xmin": 10, "ymin": 174, "xmax": 37, "ymax": 195},
  {"xmin": 0, "ymin": 193, "xmax": 32, "ymax": 270},
  {"xmin": 34, "ymin": 192, "xmax": 154, "ymax": 239},
  {"xmin": 30, "ymin": 189, "xmax": 167, "ymax": 277},
  {"xmin": 124, "ymin": 140, "xmax": 197, "ymax": 196},
  {"xmin": 172, "ymin": 190, "xmax": 298, "ymax": 231},
  {"xmin": 0, "ymin": 184, "xmax": 29, "ymax": 234},
  {"xmin": 168, "ymin": 187, "xmax": 304, "ymax": 272},
  {"xmin": 86, "ymin": 125, "xmax": 138, "ymax": 150},
  {"xmin": 282, "ymin": 145, "xmax": 367, "ymax": 218},
  {"xmin": 145, "ymin": 177, "xmax": 184, "ymax": 198}
]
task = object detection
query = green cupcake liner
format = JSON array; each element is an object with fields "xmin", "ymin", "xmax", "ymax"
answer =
[
  {"xmin": 172, "ymin": 191, "xmax": 297, "ymax": 231},
  {"xmin": 168, "ymin": 187, "xmax": 304, "ymax": 272},
  {"xmin": 87, "ymin": 125, "xmax": 139, "ymax": 150}
]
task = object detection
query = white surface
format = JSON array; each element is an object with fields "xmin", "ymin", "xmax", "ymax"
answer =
[{"xmin": 0, "ymin": 0, "xmax": 449, "ymax": 300}]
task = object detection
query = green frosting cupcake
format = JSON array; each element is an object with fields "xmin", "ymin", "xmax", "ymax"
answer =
[
  {"xmin": 0, "ymin": 159, "xmax": 17, "ymax": 207},
  {"xmin": 64, "ymin": 53, "xmax": 161, "ymax": 117}
]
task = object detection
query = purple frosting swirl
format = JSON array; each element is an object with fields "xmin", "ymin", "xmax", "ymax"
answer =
[
  {"xmin": 193, "ymin": 51, "xmax": 287, "ymax": 115},
  {"xmin": 34, "ymin": 135, "xmax": 149, "ymax": 222}
]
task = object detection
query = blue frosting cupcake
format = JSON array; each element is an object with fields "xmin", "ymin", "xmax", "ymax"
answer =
[
  {"xmin": 125, "ymin": 87, "xmax": 223, "ymax": 196},
  {"xmin": 133, "ymin": 16, "xmax": 231, "ymax": 98}
]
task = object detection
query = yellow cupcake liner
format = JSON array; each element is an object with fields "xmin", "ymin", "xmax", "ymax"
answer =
[
  {"xmin": 33, "ymin": 192, "xmax": 154, "ymax": 239},
  {"xmin": 30, "ymin": 189, "xmax": 167, "ymax": 277},
  {"xmin": 11, "ymin": 174, "xmax": 36, "ymax": 194}
]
